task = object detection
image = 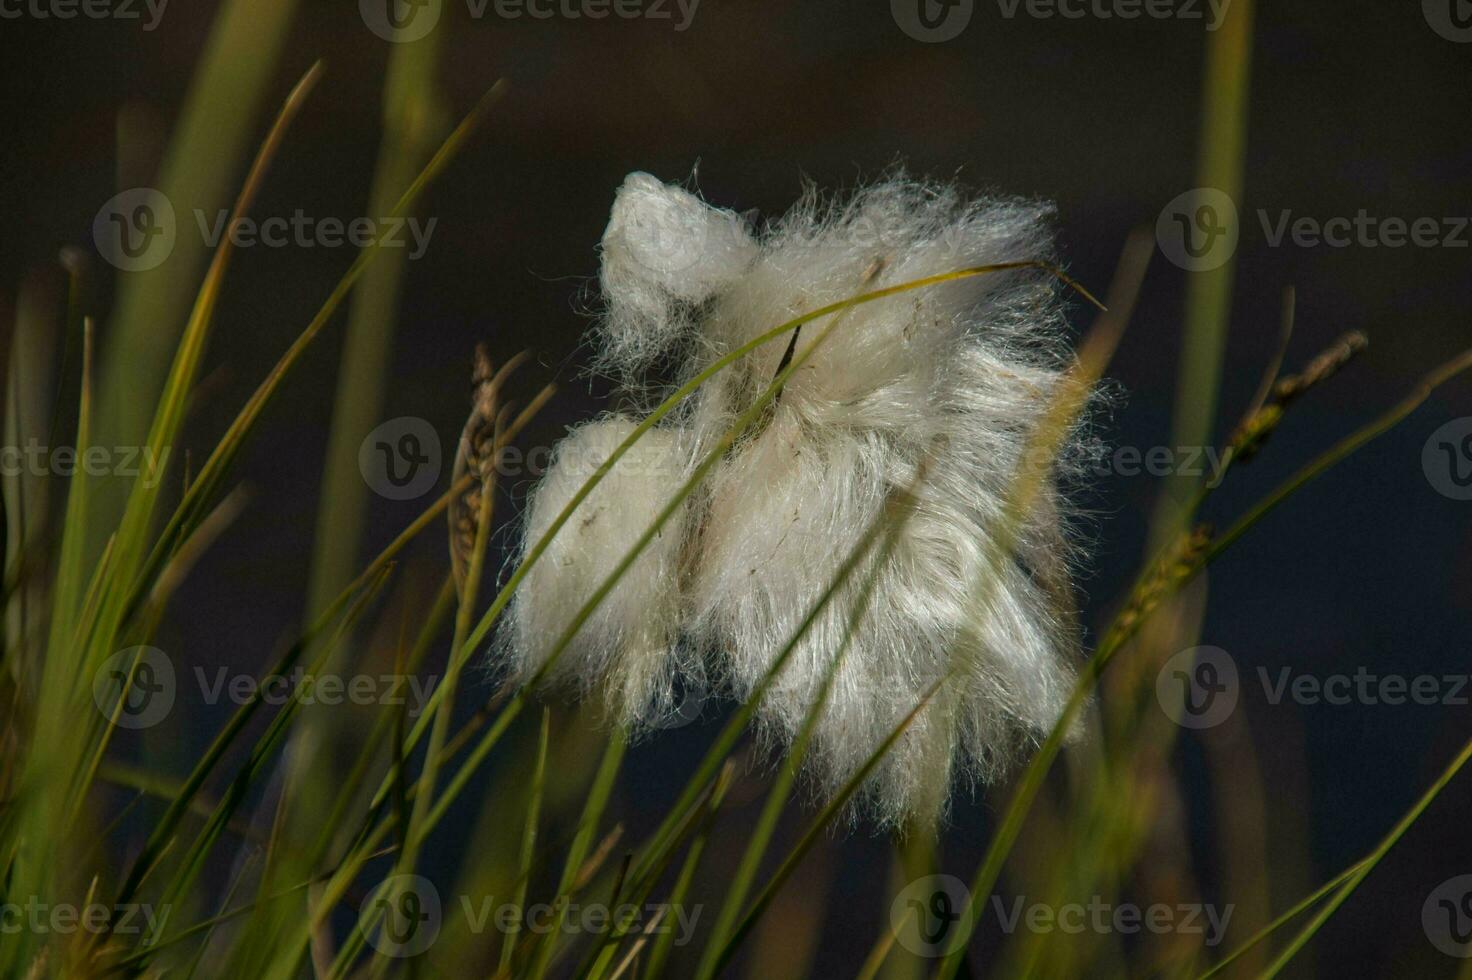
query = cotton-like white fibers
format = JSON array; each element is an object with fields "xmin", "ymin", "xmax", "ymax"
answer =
[
  {"xmin": 503, "ymin": 416, "xmax": 700, "ymax": 730},
  {"xmin": 507, "ymin": 171, "xmax": 1093, "ymax": 828},
  {"xmin": 597, "ymin": 172, "xmax": 758, "ymax": 377}
]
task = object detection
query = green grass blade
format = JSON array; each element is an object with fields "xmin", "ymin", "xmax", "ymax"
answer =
[
  {"xmin": 501, "ymin": 707, "xmax": 551, "ymax": 973},
  {"xmin": 526, "ymin": 730, "xmax": 628, "ymax": 980},
  {"xmin": 1156, "ymin": 0, "xmax": 1254, "ymax": 535},
  {"xmin": 708, "ymin": 680, "xmax": 943, "ymax": 979},
  {"xmin": 45, "ymin": 319, "xmax": 93, "ymax": 654},
  {"xmin": 637, "ymin": 763, "xmax": 734, "ymax": 980},
  {"xmin": 1260, "ymin": 737, "xmax": 1472, "ymax": 978},
  {"xmin": 1196, "ymin": 859, "xmax": 1366, "ymax": 980},
  {"xmin": 146, "ymin": 568, "xmax": 392, "ymax": 935},
  {"xmin": 96, "ymin": 0, "xmax": 300, "ymax": 477},
  {"xmin": 304, "ymin": 29, "xmax": 445, "ymax": 622},
  {"xmin": 95, "ymin": 62, "xmax": 324, "ymax": 660}
]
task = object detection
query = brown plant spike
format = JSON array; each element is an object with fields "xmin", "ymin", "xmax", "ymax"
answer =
[
  {"xmin": 1228, "ymin": 331, "xmax": 1370, "ymax": 462},
  {"xmin": 450, "ymin": 345, "xmax": 525, "ymax": 591}
]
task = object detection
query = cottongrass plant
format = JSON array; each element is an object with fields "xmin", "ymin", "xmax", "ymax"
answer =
[
  {"xmin": 2, "ymin": 36, "xmax": 1472, "ymax": 980},
  {"xmin": 507, "ymin": 172, "xmax": 1097, "ymax": 829}
]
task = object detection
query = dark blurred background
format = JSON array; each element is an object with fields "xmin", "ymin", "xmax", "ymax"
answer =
[{"xmin": 2, "ymin": 0, "xmax": 1470, "ymax": 975}]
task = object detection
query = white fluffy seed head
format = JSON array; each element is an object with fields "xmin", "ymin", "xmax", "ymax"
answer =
[
  {"xmin": 506, "ymin": 170, "xmax": 1095, "ymax": 828},
  {"xmin": 502, "ymin": 415, "xmax": 700, "ymax": 730},
  {"xmin": 664, "ymin": 174, "xmax": 1088, "ymax": 826},
  {"xmin": 597, "ymin": 172, "xmax": 759, "ymax": 376}
]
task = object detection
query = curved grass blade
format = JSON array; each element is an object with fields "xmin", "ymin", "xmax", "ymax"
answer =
[
  {"xmin": 44, "ymin": 318, "xmax": 94, "ymax": 656},
  {"xmin": 1195, "ymin": 859, "xmax": 1365, "ymax": 980},
  {"xmin": 1259, "ymin": 738, "xmax": 1472, "ymax": 978},
  {"xmin": 97, "ymin": 61, "xmax": 325, "ymax": 653},
  {"xmin": 7, "ymin": 69, "xmax": 324, "ymax": 944}
]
